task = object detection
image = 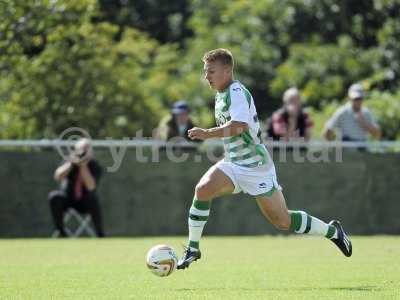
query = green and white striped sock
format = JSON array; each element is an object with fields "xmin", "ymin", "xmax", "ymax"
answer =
[
  {"xmin": 289, "ymin": 210, "xmax": 338, "ymax": 239},
  {"xmin": 188, "ymin": 197, "xmax": 210, "ymax": 251}
]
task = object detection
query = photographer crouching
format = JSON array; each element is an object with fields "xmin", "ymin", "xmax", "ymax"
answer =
[{"xmin": 48, "ymin": 138, "xmax": 105, "ymax": 237}]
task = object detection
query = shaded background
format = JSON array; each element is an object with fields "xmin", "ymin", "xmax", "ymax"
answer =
[{"xmin": 1, "ymin": 148, "xmax": 399, "ymax": 237}]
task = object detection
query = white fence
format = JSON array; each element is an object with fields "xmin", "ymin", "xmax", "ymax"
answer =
[{"xmin": 0, "ymin": 139, "xmax": 399, "ymax": 151}]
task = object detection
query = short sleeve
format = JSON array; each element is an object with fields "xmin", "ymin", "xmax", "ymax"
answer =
[
  {"xmin": 325, "ymin": 108, "xmax": 343, "ymax": 130},
  {"xmin": 363, "ymin": 109, "xmax": 379, "ymax": 128},
  {"xmin": 229, "ymin": 85, "xmax": 250, "ymax": 124}
]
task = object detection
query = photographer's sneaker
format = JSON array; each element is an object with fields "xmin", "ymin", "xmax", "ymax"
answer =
[
  {"xmin": 177, "ymin": 246, "xmax": 201, "ymax": 270},
  {"xmin": 329, "ymin": 220, "xmax": 352, "ymax": 257}
]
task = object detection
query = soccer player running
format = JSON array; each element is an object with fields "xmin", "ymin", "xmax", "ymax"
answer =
[{"xmin": 177, "ymin": 49, "xmax": 352, "ymax": 270}]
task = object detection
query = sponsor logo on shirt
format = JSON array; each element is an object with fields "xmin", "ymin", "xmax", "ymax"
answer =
[{"xmin": 232, "ymin": 87, "xmax": 241, "ymax": 92}]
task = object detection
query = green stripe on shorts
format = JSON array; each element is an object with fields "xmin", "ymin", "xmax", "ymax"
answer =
[{"xmin": 256, "ymin": 186, "xmax": 277, "ymax": 198}]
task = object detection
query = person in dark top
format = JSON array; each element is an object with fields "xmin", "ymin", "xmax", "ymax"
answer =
[
  {"xmin": 266, "ymin": 87, "xmax": 313, "ymax": 142},
  {"xmin": 165, "ymin": 100, "xmax": 197, "ymax": 141},
  {"xmin": 156, "ymin": 100, "xmax": 199, "ymax": 142},
  {"xmin": 48, "ymin": 138, "xmax": 105, "ymax": 237}
]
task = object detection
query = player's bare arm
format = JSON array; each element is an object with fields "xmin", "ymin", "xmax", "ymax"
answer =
[
  {"xmin": 177, "ymin": 48, "xmax": 352, "ymax": 271},
  {"xmin": 188, "ymin": 121, "xmax": 248, "ymax": 140}
]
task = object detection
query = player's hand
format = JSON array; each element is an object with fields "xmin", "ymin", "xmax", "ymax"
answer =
[{"xmin": 188, "ymin": 127, "xmax": 209, "ymax": 140}]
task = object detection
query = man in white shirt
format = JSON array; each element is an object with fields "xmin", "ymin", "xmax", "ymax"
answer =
[{"xmin": 324, "ymin": 84, "xmax": 381, "ymax": 141}]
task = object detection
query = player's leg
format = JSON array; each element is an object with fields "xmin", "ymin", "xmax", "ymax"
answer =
[
  {"xmin": 255, "ymin": 190, "xmax": 352, "ymax": 257},
  {"xmin": 256, "ymin": 190, "xmax": 335, "ymax": 235},
  {"xmin": 255, "ymin": 190, "xmax": 291, "ymax": 230},
  {"xmin": 178, "ymin": 164, "xmax": 235, "ymax": 269},
  {"xmin": 188, "ymin": 164, "xmax": 234, "ymax": 249}
]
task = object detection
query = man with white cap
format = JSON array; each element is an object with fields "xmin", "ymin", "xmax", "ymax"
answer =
[{"xmin": 324, "ymin": 83, "xmax": 381, "ymax": 141}]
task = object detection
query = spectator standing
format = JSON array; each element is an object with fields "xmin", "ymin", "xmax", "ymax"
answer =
[
  {"xmin": 323, "ymin": 84, "xmax": 381, "ymax": 141},
  {"xmin": 157, "ymin": 100, "xmax": 198, "ymax": 142},
  {"xmin": 267, "ymin": 87, "xmax": 313, "ymax": 142}
]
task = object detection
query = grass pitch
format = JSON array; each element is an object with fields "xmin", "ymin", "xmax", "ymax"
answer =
[{"xmin": 0, "ymin": 236, "xmax": 399, "ymax": 300}]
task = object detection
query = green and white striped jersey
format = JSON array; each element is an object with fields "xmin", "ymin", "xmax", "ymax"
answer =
[{"xmin": 215, "ymin": 81, "xmax": 271, "ymax": 168}]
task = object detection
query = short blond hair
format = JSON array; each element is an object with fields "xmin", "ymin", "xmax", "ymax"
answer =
[
  {"xmin": 283, "ymin": 87, "xmax": 301, "ymax": 103},
  {"xmin": 202, "ymin": 48, "xmax": 234, "ymax": 67}
]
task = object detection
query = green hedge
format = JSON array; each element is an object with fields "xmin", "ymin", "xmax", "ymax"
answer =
[{"xmin": 0, "ymin": 149, "xmax": 399, "ymax": 237}]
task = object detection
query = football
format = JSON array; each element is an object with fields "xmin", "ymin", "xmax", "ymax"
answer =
[{"xmin": 146, "ymin": 244, "xmax": 178, "ymax": 277}]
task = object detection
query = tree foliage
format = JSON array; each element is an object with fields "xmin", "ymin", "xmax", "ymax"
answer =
[
  {"xmin": 0, "ymin": 0, "xmax": 399, "ymax": 139},
  {"xmin": 0, "ymin": 0, "xmax": 180, "ymax": 138}
]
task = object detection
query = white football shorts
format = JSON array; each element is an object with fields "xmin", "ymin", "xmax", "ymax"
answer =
[{"xmin": 215, "ymin": 160, "xmax": 282, "ymax": 197}]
